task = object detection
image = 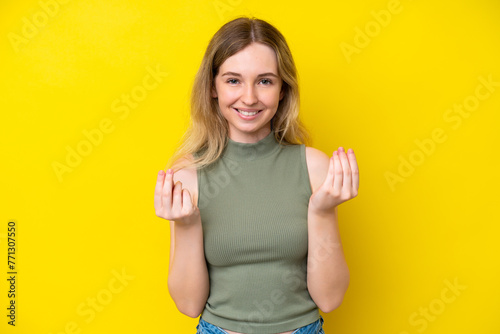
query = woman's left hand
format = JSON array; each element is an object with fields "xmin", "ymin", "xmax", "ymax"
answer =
[{"xmin": 309, "ymin": 147, "xmax": 359, "ymax": 216}]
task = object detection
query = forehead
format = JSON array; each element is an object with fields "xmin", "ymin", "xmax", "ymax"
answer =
[{"xmin": 219, "ymin": 43, "xmax": 278, "ymax": 74}]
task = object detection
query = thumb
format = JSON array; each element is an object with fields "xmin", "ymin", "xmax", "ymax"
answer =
[
  {"xmin": 182, "ymin": 188, "xmax": 193, "ymax": 209},
  {"xmin": 322, "ymin": 155, "xmax": 335, "ymax": 188}
]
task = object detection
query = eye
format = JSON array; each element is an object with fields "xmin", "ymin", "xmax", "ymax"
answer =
[
  {"xmin": 227, "ymin": 78, "xmax": 239, "ymax": 84},
  {"xmin": 260, "ymin": 79, "xmax": 273, "ymax": 85}
]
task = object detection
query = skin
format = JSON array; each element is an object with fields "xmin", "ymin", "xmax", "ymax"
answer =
[
  {"xmin": 154, "ymin": 41, "xmax": 359, "ymax": 333},
  {"xmin": 211, "ymin": 42, "xmax": 284, "ymax": 143}
]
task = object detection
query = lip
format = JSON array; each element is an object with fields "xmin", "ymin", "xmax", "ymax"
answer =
[{"xmin": 233, "ymin": 107, "xmax": 262, "ymax": 120}]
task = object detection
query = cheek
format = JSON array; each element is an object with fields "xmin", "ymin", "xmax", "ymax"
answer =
[
  {"xmin": 262, "ymin": 90, "xmax": 282, "ymax": 105},
  {"xmin": 218, "ymin": 89, "xmax": 238, "ymax": 103}
]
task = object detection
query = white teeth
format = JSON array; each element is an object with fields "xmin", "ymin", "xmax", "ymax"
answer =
[{"xmin": 236, "ymin": 109, "xmax": 259, "ymax": 116}]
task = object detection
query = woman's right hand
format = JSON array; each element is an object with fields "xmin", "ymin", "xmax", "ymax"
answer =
[{"xmin": 154, "ymin": 169, "xmax": 200, "ymax": 225}]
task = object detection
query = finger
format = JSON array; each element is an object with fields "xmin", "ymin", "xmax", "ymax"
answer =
[
  {"xmin": 162, "ymin": 169, "xmax": 174, "ymax": 209},
  {"xmin": 154, "ymin": 170, "xmax": 166, "ymax": 212},
  {"xmin": 172, "ymin": 181, "xmax": 183, "ymax": 211},
  {"xmin": 182, "ymin": 188, "xmax": 192, "ymax": 211},
  {"xmin": 337, "ymin": 148, "xmax": 352, "ymax": 192},
  {"xmin": 332, "ymin": 151, "xmax": 343, "ymax": 192},
  {"xmin": 324, "ymin": 153, "xmax": 335, "ymax": 189},
  {"xmin": 347, "ymin": 149, "xmax": 359, "ymax": 190}
]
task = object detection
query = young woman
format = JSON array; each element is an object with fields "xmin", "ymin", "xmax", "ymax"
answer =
[{"xmin": 154, "ymin": 16, "xmax": 359, "ymax": 334}]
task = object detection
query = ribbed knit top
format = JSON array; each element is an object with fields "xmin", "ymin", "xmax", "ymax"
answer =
[{"xmin": 195, "ymin": 130, "xmax": 320, "ymax": 334}]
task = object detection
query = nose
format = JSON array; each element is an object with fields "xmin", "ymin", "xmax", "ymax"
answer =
[{"xmin": 241, "ymin": 84, "xmax": 258, "ymax": 106}]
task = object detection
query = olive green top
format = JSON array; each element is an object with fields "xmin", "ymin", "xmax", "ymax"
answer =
[{"xmin": 195, "ymin": 130, "xmax": 320, "ymax": 334}]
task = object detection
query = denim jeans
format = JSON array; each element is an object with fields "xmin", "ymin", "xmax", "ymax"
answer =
[{"xmin": 195, "ymin": 315, "xmax": 325, "ymax": 334}]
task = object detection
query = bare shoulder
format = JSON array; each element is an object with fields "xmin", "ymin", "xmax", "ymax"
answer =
[
  {"xmin": 171, "ymin": 153, "xmax": 198, "ymax": 205},
  {"xmin": 305, "ymin": 146, "xmax": 331, "ymax": 194}
]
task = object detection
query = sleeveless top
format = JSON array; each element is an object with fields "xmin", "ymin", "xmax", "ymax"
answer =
[{"xmin": 195, "ymin": 130, "xmax": 320, "ymax": 334}]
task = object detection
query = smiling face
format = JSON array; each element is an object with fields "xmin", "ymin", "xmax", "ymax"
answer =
[{"xmin": 211, "ymin": 42, "xmax": 284, "ymax": 143}]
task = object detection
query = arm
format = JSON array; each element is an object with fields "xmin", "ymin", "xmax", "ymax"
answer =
[
  {"xmin": 168, "ymin": 217, "xmax": 209, "ymax": 318},
  {"xmin": 305, "ymin": 146, "xmax": 359, "ymax": 312},
  {"xmin": 155, "ymin": 166, "xmax": 209, "ymax": 318},
  {"xmin": 307, "ymin": 206, "xmax": 350, "ymax": 313}
]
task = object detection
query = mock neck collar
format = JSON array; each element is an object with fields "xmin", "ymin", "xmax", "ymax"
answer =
[{"xmin": 222, "ymin": 130, "xmax": 281, "ymax": 162}]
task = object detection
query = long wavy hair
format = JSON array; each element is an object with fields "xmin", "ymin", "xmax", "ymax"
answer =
[{"xmin": 165, "ymin": 16, "xmax": 311, "ymax": 172}]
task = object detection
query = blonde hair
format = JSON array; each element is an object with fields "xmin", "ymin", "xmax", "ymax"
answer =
[{"xmin": 165, "ymin": 16, "xmax": 311, "ymax": 173}]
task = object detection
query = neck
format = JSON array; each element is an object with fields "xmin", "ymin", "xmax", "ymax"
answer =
[
  {"xmin": 227, "ymin": 128, "xmax": 273, "ymax": 144},
  {"xmin": 223, "ymin": 130, "xmax": 281, "ymax": 162}
]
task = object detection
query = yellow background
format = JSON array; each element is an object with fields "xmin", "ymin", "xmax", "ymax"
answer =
[{"xmin": 1, "ymin": 0, "xmax": 499, "ymax": 333}]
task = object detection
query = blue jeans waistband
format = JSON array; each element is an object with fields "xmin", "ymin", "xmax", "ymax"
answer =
[{"xmin": 195, "ymin": 315, "xmax": 325, "ymax": 334}]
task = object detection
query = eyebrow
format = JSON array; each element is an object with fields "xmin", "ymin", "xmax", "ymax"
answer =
[{"xmin": 221, "ymin": 71, "xmax": 279, "ymax": 78}]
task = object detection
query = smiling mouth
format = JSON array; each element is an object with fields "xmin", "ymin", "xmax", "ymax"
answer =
[{"xmin": 233, "ymin": 108, "xmax": 262, "ymax": 116}]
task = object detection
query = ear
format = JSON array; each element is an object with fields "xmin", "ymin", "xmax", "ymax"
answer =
[
  {"xmin": 279, "ymin": 86, "xmax": 284, "ymax": 101},
  {"xmin": 211, "ymin": 83, "xmax": 217, "ymax": 98}
]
